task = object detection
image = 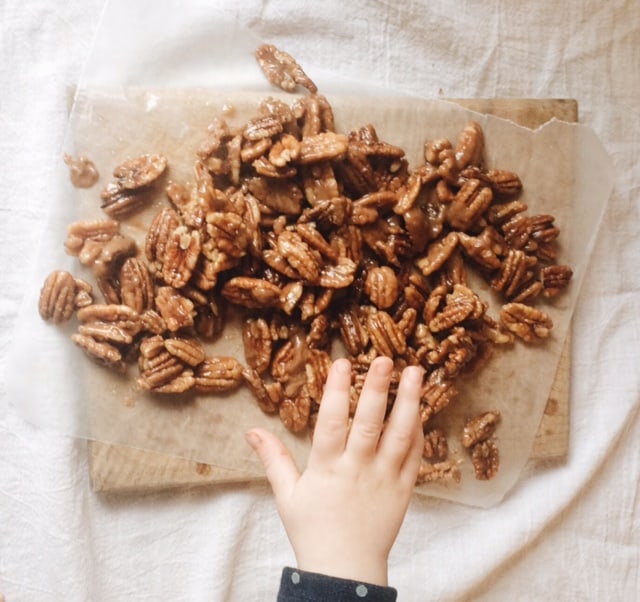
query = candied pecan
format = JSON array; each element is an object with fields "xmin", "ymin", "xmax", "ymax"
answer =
[
  {"xmin": 194, "ymin": 300, "xmax": 224, "ymax": 340},
  {"xmin": 271, "ymin": 334, "xmax": 310, "ymax": 397},
  {"xmin": 119, "ymin": 257, "xmax": 154, "ymax": 313},
  {"xmin": 416, "ymin": 460, "xmax": 461, "ymax": 484},
  {"xmin": 73, "ymin": 277, "xmax": 94, "ymax": 308},
  {"xmin": 240, "ymin": 137, "xmax": 272, "ymax": 163},
  {"xmin": 77, "ymin": 303, "xmax": 141, "ymax": 332},
  {"xmin": 420, "ymin": 368, "xmax": 457, "ymax": 424},
  {"xmin": 299, "ymin": 288, "xmax": 333, "ymax": 321},
  {"xmin": 38, "ymin": 270, "xmax": 79, "ymax": 323},
  {"xmin": 226, "ymin": 275, "xmax": 283, "ymax": 307},
  {"xmin": 500, "ymin": 302, "xmax": 553, "ymax": 342},
  {"xmin": 471, "ymin": 438, "xmax": 499, "ymax": 480},
  {"xmin": 277, "ymin": 230, "xmax": 323, "ymax": 283},
  {"xmin": 71, "ymin": 333, "xmax": 125, "ymax": 371},
  {"xmin": 318, "ymin": 256, "xmax": 357, "ymax": 289},
  {"xmin": 295, "ymin": 222, "xmax": 338, "ymax": 261},
  {"xmin": 242, "ymin": 368, "xmax": 283, "ymax": 414},
  {"xmin": 415, "ymin": 232, "xmax": 459, "ymax": 277},
  {"xmin": 245, "ymin": 177, "xmax": 303, "ymax": 215},
  {"xmin": 145, "ymin": 208, "xmax": 181, "ymax": 270},
  {"xmin": 299, "ymin": 196, "xmax": 351, "ymax": 228},
  {"xmin": 445, "ymin": 179, "xmax": 493, "ymax": 231},
  {"xmin": 423, "ymin": 428, "xmax": 449, "ymax": 462},
  {"xmin": 155, "ymin": 286, "xmax": 195, "ymax": 331},
  {"xmin": 280, "ymin": 281, "xmax": 304, "ymax": 315},
  {"xmin": 242, "ymin": 318, "xmax": 272, "ymax": 374},
  {"xmin": 462, "ymin": 410, "xmax": 501, "ymax": 448},
  {"xmin": 206, "ymin": 211, "xmax": 251, "ymax": 260},
  {"xmin": 457, "ymin": 231, "xmax": 502, "ymax": 270},
  {"xmin": 501, "ymin": 214, "xmax": 533, "ymax": 250},
  {"xmin": 255, "ymin": 44, "xmax": 318, "ymax": 93},
  {"xmin": 298, "ymin": 132, "xmax": 349, "ymax": 164},
  {"xmin": 164, "ymin": 337, "xmax": 206, "ymax": 367},
  {"xmin": 367, "ymin": 310, "xmax": 407, "ymax": 357},
  {"xmin": 194, "ymin": 356, "xmax": 243, "ymax": 393},
  {"xmin": 307, "ymin": 314, "xmax": 330, "ymax": 349},
  {"xmin": 65, "ymin": 219, "xmax": 120, "ymax": 256},
  {"xmin": 485, "ymin": 169, "xmax": 522, "ymax": 196},
  {"xmin": 305, "ymin": 348, "xmax": 331, "ymax": 402},
  {"xmin": 428, "ymin": 285, "xmax": 486, "ymax": 333},
  {"xmin": 100, "ymin": 154, "xmax": 167, "ymax": 218},
  {"xmin": 365, "ymin": 266, "xmax": 399, "ymax": 309},
  {"xmin": 279, "ymin": 391, "xmax": 312, "ymax": 432},
  {"xmin": 422, "ymin": 284, "xmax": 448, "ymax": 325},
  {"xmin": 140, "ymin": 309, "xmax": 167, "ymax": 335},
  {"xmin": 491, "ymin": 249, "xmax": 537, "ymax": 299},
  {"xmin": 148, "ymin": 370, "xmax": 196, "ymax": 394},
  {"xmin": 540, "ymin": 264, "xmax": 573, "ymax": 297},
  {"xmin": 337, "ymin": 305, "xmax": 370, "ymax": 355},
  {"xmin": 363, "ymin": 216, "xmax": 413, "ymax": 267},
  {"xmin": 111, "ymin": 154, "xmax": 168, "ymax": 191},
  {"xmin": 487, "ymin": 200, "xmax": 528, "ymax": 225},
  {"xmin": 243, "ymin": 116, "xmax": 283, "ymax": 142},
  {"xmin": 480, "ymin": 313, "xmax": 515, "ymax": 345},
  {"xmin": 301, "ymin": 163, "xmax": 341, "ymax": 205},
  {"xmin": 427, "ymin": 327, "xmax": 478, "ymax": 377},
  {"xmin": 269, "ymin": 133, "xmax": 300, "ymax": 166},
  {"xmin": 454, "ymin": 121, "xmax": 484, "ymax": 169}
]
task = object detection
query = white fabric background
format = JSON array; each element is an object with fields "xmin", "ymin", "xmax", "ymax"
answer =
[{"xmin": 1, "ymin": 1, "xmax": 638, "ymax": 600}]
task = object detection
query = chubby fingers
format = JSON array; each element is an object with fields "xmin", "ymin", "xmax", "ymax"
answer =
[
  {"xmin": 346, "ymin": 356, "xmax": 394, "ymax": 460},
  {"xmin": 245, "ymin": 428, "xmax": 300, "ymax": 501},
  {"xmin": 307, "ymin": 358, "xmax": 352, "ymax": 468},
  {"xmin": 377, "ymin": 365, "xmax": 423, "ymax": 471}
]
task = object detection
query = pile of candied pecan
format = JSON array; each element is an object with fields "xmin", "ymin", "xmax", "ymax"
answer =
[{"xmin": 39, "ymin": 45, "xmax": 572, "ymax": 482}]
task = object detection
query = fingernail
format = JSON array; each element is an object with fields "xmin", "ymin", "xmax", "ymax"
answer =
[
  {"xmin": 374, "ymin": 356, "xmax": 394, "ymax": 376},
  {"xmin": 405, "ymin": 366, "xmax": 424, "ymax": 385},
  {"xmin": 244, "ymin": 431, "xmax": 261, "ymax": 449},
  {"xmin": 333, "ymin": 358, "xmax": 351, "ymax": 375}
]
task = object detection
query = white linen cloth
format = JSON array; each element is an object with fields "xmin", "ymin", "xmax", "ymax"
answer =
[{"xmin": 1, "ymin": 1, "xmax": 638, "ymax": 600}]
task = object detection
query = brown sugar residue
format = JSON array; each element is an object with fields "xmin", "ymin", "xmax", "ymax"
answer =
[
  {"xmin": 195, "ymin": 462, "xmax": 212, "ymax": 476},
  {"xmin": 64, "ymin": 153, "xmax": 99, "ymax": 188}
]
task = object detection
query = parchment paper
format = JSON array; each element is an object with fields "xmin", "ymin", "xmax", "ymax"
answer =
[{"xmin": 7, "ymin": 78, "xmax": 612, "ymax": 506}]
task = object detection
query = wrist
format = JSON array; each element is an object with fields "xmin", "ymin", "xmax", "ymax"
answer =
[{"xmin": 296, "ymin": 551, "xmax": 389, "ymax": 587}]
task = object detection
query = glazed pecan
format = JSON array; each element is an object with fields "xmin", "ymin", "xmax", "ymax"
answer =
[
  {"xmin": 242, "ymin": 368, "xmax": 283, "ymax": 414},
  {"xmin": 420, "ymin": 368, "xmax": 458, "ymax": 424},
  {"xmin": 38, "ymin": 271, "xmax": 81, "ymax": 323},
  {"xmin": 71, "ymin": 333, "xmax": 125, "ymax": 371},
  {"xmin": 298, "ymin": 132, "xmax": 349, "ymax": 164},
  {"xmin": 242, "ymin": 318, "xmax": 272, "ymax": 375},
  {"xmin": 194, "ymin": 356, "xmax": 244, "ymax": 393},
  {"xmin": 501, "ymin": 302, "xmax": 553, "ymax": 342},
  {"xmin": 279, "ymin": 391, "xmax": 311, "ymax": 432},
  {"xmin": 416, "ymin": 460, "xmax": 461, "ymax": 484},
  {"xmin": 415, "ymin": 232, "xmax": 458, "ymax": 277},
  {"xmin": 337, "ymin": 305, "xmax": 370, "ymax": 355},
  {"xmin": 461, "ymin": 410, "xmax": 501, "ymax": 448},
  {"xmin": 221, "ymin": 277, "xmax": 282, "ymax": 309},
  {"xmin": 162, "ymin": 226, "xmax": 201, "ymax": 288},
  {"xmin": 540, "ymin": 264, "xmax": 573, "ymax": 297},
  {"xmin": 364, "ymin": 266, "xmax": 400, "ymax": 309},
  {"xmin": 423, "ymin": 428, "xmax": 449, "ymax": 462},
  {"xmin": 454, "ymin": 121, "xmax": 484, "ymax": 169},
  {"xmin": 445, "ymin": 179, "xmax": 493, "ymax": 231},
  {"xmin": 154, "ymin": 287, "xmax": 195, "ymax": 332},
  {"xmin": 119, "ymin": 257, "xmax": 154, "ymax": 313},
  {"xmin": 471, "ymin": 438, "xmax": 500, "ymax": 480},
  {"xmin": 255, "ymin": 44, "xmax": 318, "ymax": 93},
  {"xmin": 164, "ymin": 337, "xmax": 206, "ymax": 367},
  {"xmin": 367, "ymin": 310, "xmax": 407, "ymax": 357}
]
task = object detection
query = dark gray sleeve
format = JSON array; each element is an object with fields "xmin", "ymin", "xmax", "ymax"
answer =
[{"xmin": 277, "ymin": 567, "xmax": 398, "ymax": 601}]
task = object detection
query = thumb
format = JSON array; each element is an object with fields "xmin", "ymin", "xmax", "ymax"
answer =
[{"xmin": 245, "ymin": 428, "xmax": 300, "ymax": 500}]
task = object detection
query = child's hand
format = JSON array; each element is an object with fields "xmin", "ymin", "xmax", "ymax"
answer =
[{"xmin": 245, "ymin": 356, "xmax": 424, "ymax": 587}]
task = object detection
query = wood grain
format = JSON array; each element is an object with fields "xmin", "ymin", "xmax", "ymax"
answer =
[{"xmin": 88, "ymin": 98, "xmax": 576, "ymax": 493}]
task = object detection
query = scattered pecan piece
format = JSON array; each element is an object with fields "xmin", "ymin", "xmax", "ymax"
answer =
[{"xmin": 501, "ymin": 302, "xmax": 553, "ymax": 343}]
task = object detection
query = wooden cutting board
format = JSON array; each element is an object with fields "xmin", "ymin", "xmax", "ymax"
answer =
[{"xmin": 88, "ymin": 98, "xmax": 577, "ymax": 493}]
